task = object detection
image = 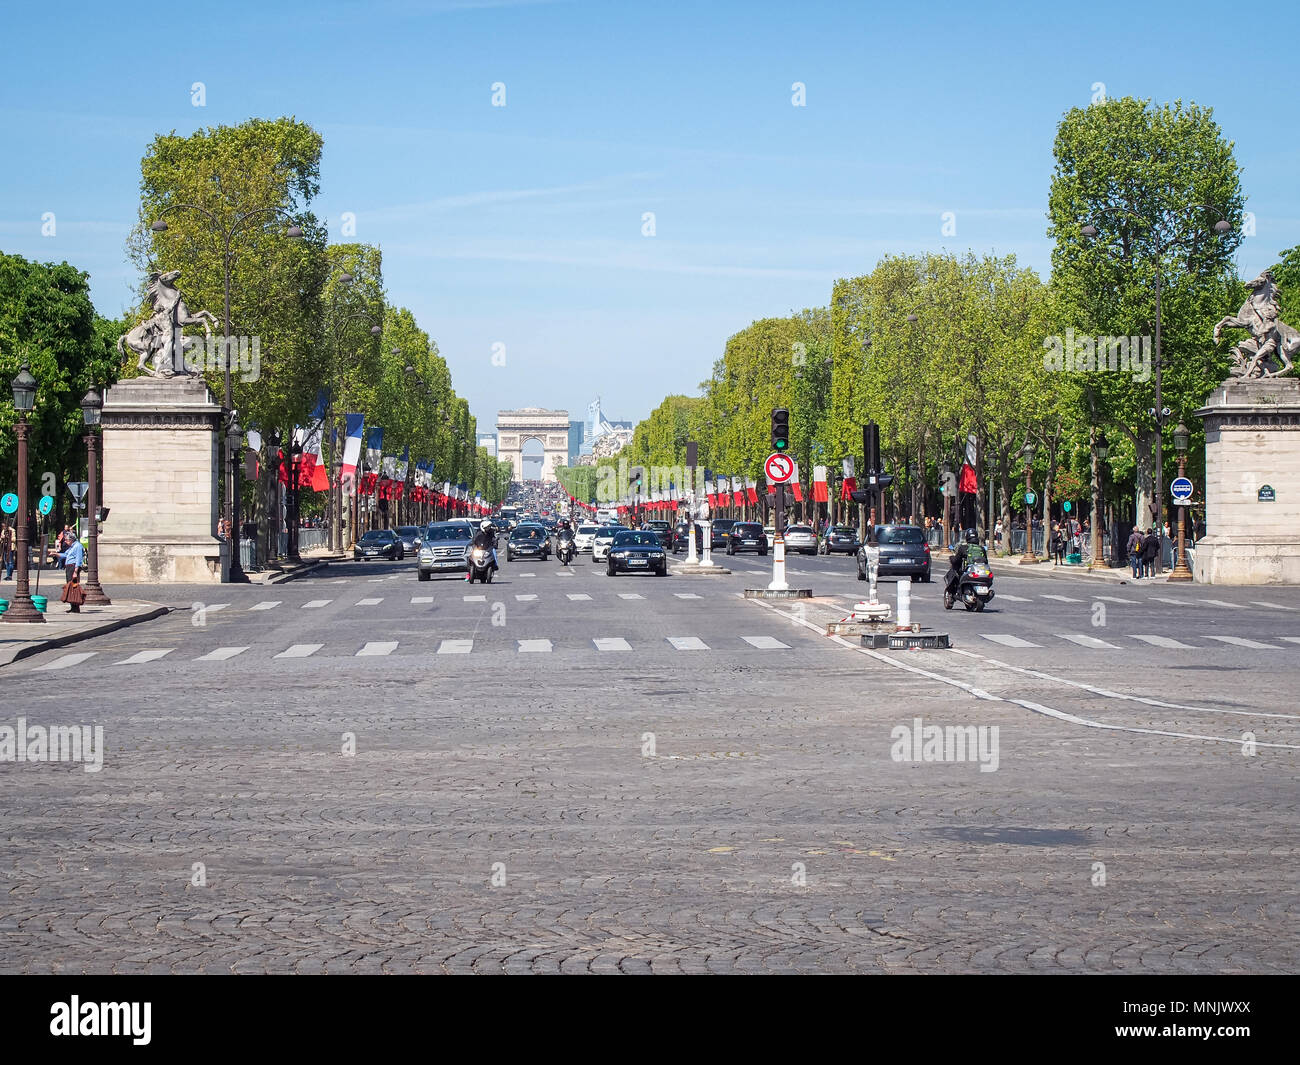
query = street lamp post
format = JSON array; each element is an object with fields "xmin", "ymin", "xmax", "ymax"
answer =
[
  {"xmin": 4, "ymin": 362, "xmax": 43, "ymax": 623},
  {"xmin": 1169, "ymin": 421, "xmax": 1194, "ymax": 582},
  {"xmin": 1081, "ymin": 209, "xmax": 1231, "ymax": 574},
  {"xmin": 226, "ymin": 416, "xmax": 243, "ymax": 574},
  {"xmin": 79, "ymin": 388, "xmax": 111, "ymax": 605},
  {"xmin": 1090, "ymin": 430, "xmax": 1110, "ymax": 571},
  {"xmin": 1018, "ymin": 440, "xmax": 1038, "ymax": 564}
]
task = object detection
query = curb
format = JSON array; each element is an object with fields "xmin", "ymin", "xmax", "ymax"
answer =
[
  {"xmin": 0, "ymin": 603, "xmax": 174, "ymax": 668},
  {"xmin": 989, "ymin": 560, "xmax": 1167, "ymax": 584},
  {"xmin": 259, "ymin": 558, "xmax": 336, "ymax": 585}
]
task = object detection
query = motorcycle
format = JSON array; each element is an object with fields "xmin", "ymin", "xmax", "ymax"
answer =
[
  {"xmin": 556, "ymin": 535, "xmax": 576, "ymax": 566},
  {"xmin": 943, "ymin": 551, "xmax": 994, "ymax": 611},
  {"xmin": 467, "ymin": 545, "xmax": 495, "ymax": 583}
]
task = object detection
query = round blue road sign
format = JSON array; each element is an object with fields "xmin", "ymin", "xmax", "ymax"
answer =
[
  {"xmin": 1171, "ymin": 476, "xmax": 1193, "ymax": 502},
  {"xmin": 1063, "ymin": 501, "xmax": 1072, "ymax": 512},
  {"xmin": 0, "ymin": 493, "xmax": 16, "ymax": 514},
  {"xmin": 37, "ymin": 494, "xmax": 54, "ymax": 516}
]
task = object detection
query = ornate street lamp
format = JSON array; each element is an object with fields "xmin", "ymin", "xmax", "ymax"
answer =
[
  {"xmin": 1090, "ymin": 430, "xmax": 1110, "ymax": 571},
  {"xmin": 226, "ymin": 415, "xmax": 245, "ymax": 578},
  {"xmin": 79, "ymin": 388, "xmax": 111, "ymax": 604},
  {"xmin": 4, "ymin": 363, "xmax": 43, "ymax": 622},
  {"xmin": 1018, "ymin": 439, "xmax": 1039, "ymax": 564},
  {"xmin": 1169, "ymin": 421, "xmax": 1194, "ymax": 581}
]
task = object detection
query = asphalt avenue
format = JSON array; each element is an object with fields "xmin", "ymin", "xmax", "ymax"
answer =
[{"xmin": 2, "ymin": 549, "xmax": 1297, "ymax": 973}]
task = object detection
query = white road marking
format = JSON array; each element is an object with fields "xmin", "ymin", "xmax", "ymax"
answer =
[
  {"xmin": 1093, "ymin": 595, "xmax": 1137, "ymax": 604},
  {"xmin": 518, "ymin": 572, "xmax": 536, "ymax": 578},
  {"xmin": 517, "ymin": 639, "xmax": 552, "ymax": 652},
  {"xmin": 410, "ymin": 596, "xmax": 433, "ymax": 604},
  {"xmin": 33, "ymin": 652, "xmax": 96, "ymax": 671},
  {"xmin": 356, "ymin": 597, "xmax": 384, "ymax": 606},
  {"xmin": 674, "ymin": 593, "xmax": 703, "ymax": 599},
  {"xmin": 980, "ymin": 634, "xmax": 1041, "ymax": 648},
  {"xmin": 515, "ymin": 594, "xmax": 538, "ymax": 601},
  {"xmin": 1149, "ymin": 596, "xmax": 1191, "ymax": 606},
  {"xmin": 464, "ymin": 595, "xmax": 486, "ymax": 602},
  {"xmin": 249, "ymin": 601, "xmax": 281, "ymax": 611},
  {"xmin": 1058, "ymin": 634, "xmax": 1120, "ymax": 650},
  {"xmin": 438, "ymin": 639, "xmax": 473, "ymax": 654},
  {"xmin": 1041, "ymin": 594, "xmax": 1083, "ymax": 603},
  {"xmin": 200, "ymin": 603, "xmax": 229, "ymax": 612},
  {"xmin": 618, "ymin": 593, "xmax": 644, "ymax": 600},
  {"xmin": 357, "ymin": 641, "xmax": 397, "ymax": 656},
  {"xmin": 567, "ymin": 593, "xmax": 592, "ymax": 601},
  {"xmin": 116, "ymin": 648, "xmax": 174, "ymax": 665},
  {"xmin": 1251, "ymin": 601, "xmax": 1298, "ymax": 610},
  {"xmin": 1129, "ymin": 634, "xmax": 1196, "ymax": 649},
  {"xmin": 740, "ymin": 636, "xmax": 789, "ymax": 649},
  {"xmin": 1200, "ymin": 599, "xmax": 1244, "ymax": 609},
  {"xmin": 593, "ymin": 637, "xmax": 632, "ymax": 651},
  {"xmin": 302, "ymin": 599, "xmax": 332, "ymax": 609},
  {"xmin": 195, "ymin": 646, "xmax": 248, "ymax": 661},
  {"xmin": 1277, "ymin": 637, "xmax": 1300, "ymax": 645},
  {"xmin": 1205, "ymin": 635, "xmax": 1277, "ymax": 649},
  {"xmin": 997, "ymin": 594, "xmax": 1033, "ymax": 602},
  {"xmin": 667, "ymin": 636, "xmax": 709, "ymax": 651},
  {"xmin": 275, "ymin": 644, "xmax": 322, "ymax": 659}
]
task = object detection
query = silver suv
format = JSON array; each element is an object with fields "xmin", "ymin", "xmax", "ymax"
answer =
[{"xmin": 418, "ymin": 521, "xmax": 475, "ymax": 580}]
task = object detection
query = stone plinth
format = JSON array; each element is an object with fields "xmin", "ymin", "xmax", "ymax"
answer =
[
  {"xmin": 1194, "ymin": 377, "xmax": 1300, "ymax": 584},
  {"xmin": 97, "ymin": 377, "xmax": 224, "ymax": 584}
]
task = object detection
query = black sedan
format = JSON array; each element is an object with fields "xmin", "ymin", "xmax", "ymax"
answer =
[
  {"xmin": 725, "ymin": 521, "xmax": 768, "ymax": 555},
  {"xmin": 857, "ymin": 524, "xmax": 931, "ymax": 582},
  {"xmin": 643, "ymin": 520, "xmax": 674, "ymax": 549},
  {"xmin": 672, "ymin": 522, "xmax": 704, "ymax": 553},
  {"xmin": 709, "ymin": 518, "xmax": 738, "ymax": 548},
  {"xmin": 506, "ymin": 524, "xmax": 551, "ymax": 562},
  {"xmin": 821, "ymin": 525, "xmax": 860, "ymax": 555},
  {"xmin": 355, "ymin": 529, "xmax": 403, "ymax": 561},
  {"xmin": 606, "ymin": 530, "xmax": 668, "ymax": 576}
]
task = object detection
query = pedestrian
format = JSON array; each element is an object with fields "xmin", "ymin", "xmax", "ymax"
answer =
[
  {"xmin": 0, "ymin": 521, "xmax": 12, "ymax": 580},
  {"xmin": 60, "ymin": 535, "xmax": 86, "ymax": 613},
  {"xmin": 1050, "ymin": 522, "xmax": 1066, "ymax": 566},
  {"xmin": 1127, "ymin": 527, "xmax": 1143, "ymax": 578},
  {"xmin": 1140, "ymin": 526, "xmax": 1159, "ymax": 579}
]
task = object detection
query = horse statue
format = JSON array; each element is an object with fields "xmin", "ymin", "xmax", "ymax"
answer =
[
  {"xmin": 1213, "ymin": 269, "xmax": 1300, "ymax": 379},
  {"xmin": 118, "ymin": 270, "xmax": 218, "ymax": 378}
]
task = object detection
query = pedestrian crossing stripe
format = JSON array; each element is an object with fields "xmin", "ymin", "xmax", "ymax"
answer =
[
  {"xmin": 1058, "ymin": 634, "xmax": 1119, "ymax": 650},
  {"xmin": 515, "ymin": 594, "xmax": 538, "ymax": 601},
  {"xmin": 1252, "ymin": 601, "xmax": 1297, "ymax": 610},
  {"xmin": 981, "ymin": 634, "xmax": 1040, "ymax": 648},
  {"xmin": 438, "ymin": 639, "xmax": 473, "ymax": 654},
  {"xmin": 1130, "ymin": 634, "xmax": 1195, "ymax": 649},
  {"xmin": 356, "ymin": 598, "xmax": 384, "ymax": 606},
  {"xmin": 464, "ymin": 595, "xmax": 486, "ymax": 602},
  {"xmin": 357, "ymin": 641, "xmax": 397, "ymax": 656},
  {"xmin": 593, "ymin": 637, "xmax": 632, "ymax": 651},
  {"xmin": 1204, "ymin": 635, "xmax": 1276, "ymax": 649},
  {"xmin": 34, "ymin": 652, "xmax": 96, "ymax": 671},
  {"xmin": 410, "ymin": 596, "xmax": 433, "ymax": 604},
  {"xmin": 1093, "ymin": 596, "xmax": 1137, "ymax": 604},
  {"xmin": 1149, "ymin": 597, "xmax": 1191, "ymax": 606},
  {"xmin": 1041, "ymin": 594, "xmax": 1084, "ymax": 603},
  {"xmin": 567, "ymin": 594, "xmax": 592, "ymax": 601},
  {"xmin": 195, "ymin": 646, "xmax": 248, "ymax": 661},
  {"xmin": 674, "ymin": 593, "xmax": 703, "ymax": 599},
  {"xmin": 618, "ymin": 593, "xmax": 644, "ymax": 600},
  {"xmin": 115, "ymin": 648, "xmax": 174, "ymax": 664},
  {"xmin": 1199, "ymin": 599, "xmax": 1244, "ymax": 609},
  {"xmin": 249, "ymin": 601, "xmax": 280, "ymax": 611},
  {"xmin": 667, "ymin": 636, "xmax": 709, "ymax": 650},
  {"xmin": 998, "ymin": 594, "xmax": 1033, "ymax": 602},
  {"xmin": 302, "ymin": 600, "xmax": 332, "ymax": 609},
  {"xmin": 740, "ymin": 636, "xmax": 790, "ymax": 649},
  {"xmin": 275, "ymin": 644, "xmax": 322, "ymax": 659},
  {"xmin": 517, "ymin": 639, "xmax": 552, "ymax": 652}
]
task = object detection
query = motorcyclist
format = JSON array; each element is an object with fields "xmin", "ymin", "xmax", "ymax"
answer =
[
  {"xmin": 468, "ymin": 519, "xmax": 499, "ymax": 578},
  {"xmin": 945, "ymin": 529, "xmax": 981, "ymax": 594}
]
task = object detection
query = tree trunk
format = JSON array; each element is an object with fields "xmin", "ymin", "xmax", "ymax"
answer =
[{"xmin": 997, "ymin": 448, "xmax": 1013, "ymax": 555}]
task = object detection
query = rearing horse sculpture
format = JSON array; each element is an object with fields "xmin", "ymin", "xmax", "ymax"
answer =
[
  {"xmin": 118, "ymin": 270, "xmax": 218, "ymax": 378},
  {"xmin": 1213, "ymin": 269, "xmax": 1300, "ymax": 378}
]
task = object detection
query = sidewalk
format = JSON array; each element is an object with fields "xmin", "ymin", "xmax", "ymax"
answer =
[
  {"xmin": 988, "ymin": 556, "xmax": 1173, "ymax": 583},
  {"xmin": 0, "ymin": 599, "xmax": 173, "ymax": 667},
  {"xmin": 247, "ymin": 548, "xmax": 341, "ymax": 585}
]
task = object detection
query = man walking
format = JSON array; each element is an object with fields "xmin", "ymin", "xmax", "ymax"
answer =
[
  {"xmin": 1127, "ymin": 527, "xmax": 1143, "ymax": 579},
  {"xmin": 1140, "ymin": 527, "xmax": 1160, "ymax": 579}
]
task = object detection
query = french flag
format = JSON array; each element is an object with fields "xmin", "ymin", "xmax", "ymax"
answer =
[
  {"xmin": 341, "ymin": 414, "xmax": 365, "ymax": 486},
  {"xmin": 958, "ymin": 433, "xmax": 979, "ymax": 494},
  {"xmin": 813, "ymin": 465, "xmax": 829, "ymax": 503}
]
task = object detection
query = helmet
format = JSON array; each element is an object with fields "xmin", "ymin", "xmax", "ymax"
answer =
[
  {"xmin": 965, "ymin": 529, "xmax": 978, "ymax": 544},
  {"xmin": 480, "ymin": 520, "xmax": 491, "ymax": 531}
]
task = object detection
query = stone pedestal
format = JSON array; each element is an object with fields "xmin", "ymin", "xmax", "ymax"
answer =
[
  {"xmin": 97, "ymin": 377, "xmax": 224, "ymax": 584},
  {"xmin": 1194, "ymin": 377, "xmax": 1300, "ymax": 584}
]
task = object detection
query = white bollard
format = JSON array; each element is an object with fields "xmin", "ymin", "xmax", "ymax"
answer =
[
  {"xmin": 767, "ymin": 534, "xmax": 789, "ymax": 591},
  {"xmin": 896, "ymin": 578, "xmax": 911, "ymax": 631}
]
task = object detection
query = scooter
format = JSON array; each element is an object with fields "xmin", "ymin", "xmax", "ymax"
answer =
[
  {"xmin": 467, "ymin": 545, "xmax": 495, "ymax": 583},
  {"xmin": 556, "ymin": 536, "xmax": 576, "ymax": 566},
  {"xmin": 943, "ymin": 552, "xmax": 995, "ymax": 611}
]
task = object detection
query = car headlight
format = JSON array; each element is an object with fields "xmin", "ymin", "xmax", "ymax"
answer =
[
  {"xmin": 611, "ymin": 550, "xmax": 627, "ymax": 558},
  {"xmin": 650, "ymin": 552, "xmax": 664, "ymax": 559}
]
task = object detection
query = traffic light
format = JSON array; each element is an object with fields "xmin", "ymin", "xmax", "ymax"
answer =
[
  {"xmin": 863, "ymin": 422, "xmax": 880, "ymax": 475},
  {"xmin": 771, "ymin": 408, "xmax": 790, "ymax": 452}
]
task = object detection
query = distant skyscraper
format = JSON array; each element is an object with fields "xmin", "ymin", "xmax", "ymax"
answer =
[{"xmin": 568, "ymin": 421, "xmax": 584, "ymax": 465}]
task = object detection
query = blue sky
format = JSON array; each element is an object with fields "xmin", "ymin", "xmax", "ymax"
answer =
[{"xmin": 2, "ymin": 0, "xmax": 1297, "ymax": 432}]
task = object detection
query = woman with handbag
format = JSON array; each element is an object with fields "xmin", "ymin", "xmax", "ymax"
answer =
[{"xmin": 61, "ymin": 536, "xmax": 87, "ymax": 613}]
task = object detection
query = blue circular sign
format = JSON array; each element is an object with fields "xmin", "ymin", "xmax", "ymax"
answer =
[
  {"xmin": 1063, "ymin": 501, "xmax": 1072, "ymax": 512},
  {"xmin": 0, "ymin": 493, "xmax": 16, "ymax": 515},
  {"xmin": 1171, "ymin": 476, "xmax": 1193, "ymax": 502},
  {"xmin": 37, "ymin": 494, "xmax": 54, "ymax": 516}
]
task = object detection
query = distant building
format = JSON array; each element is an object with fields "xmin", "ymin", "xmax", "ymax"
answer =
[
  {"xmin": 478, "ymin": 434, "xmax": 497, "ymax": 458},
  {"xmin": 568, "ymin": 421, "xmax": 584, "ymax": 465}
]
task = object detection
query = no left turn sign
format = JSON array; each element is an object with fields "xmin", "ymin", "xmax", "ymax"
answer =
[{"xmin": 765, "ymin": 453, "xmax": 795, "ymax": 484}]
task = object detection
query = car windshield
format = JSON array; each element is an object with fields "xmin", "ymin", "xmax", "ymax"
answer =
[
  {"xmin": 614, "ymin": 532, "xmax": 661, "ymax": 547},
  {"xmin": 360, "ymin": 531, "xmax": 392, "ymax": 543},
  {"xmin": 425, "ymin": 525, "xmax": 470, "ymax": 541},
  {"xmin": 787, "ymin": 526, "xmax": 812, "ymax": 535},
  {"xmin": 577, "ymin": 526, "xmax": 598, "ymax": 535},
  {"xmin": 512, "ymin": 527, "xmax": 543, "ymax": 540},
  {"xmin": 877, "ymin": 526, "xmax": 924, "ymax": 544},
  {"xmin": 594, "ymin": 529, "xmax": 616, "ymax": 540},
  {"xmin": 397, "ymin": 527, "xmax": 420, "ymax": 537},
  {"xmin": 832, "ymin": 526, "xmax": 855, "ymax": 536}
]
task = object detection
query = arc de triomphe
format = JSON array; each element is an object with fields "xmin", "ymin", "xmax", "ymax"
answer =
[{"xmin": 497, "ymin": 407, "xmax": 570, "ymax": 481}]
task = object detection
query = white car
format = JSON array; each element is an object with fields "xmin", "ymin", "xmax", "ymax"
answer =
[
  {"xmin": 574, "ymin": 525, "xmax": 599, "ymax": 552},
  {"xmin": 591, "ymin": 527, "xmax": 618, "ymax": 563}
]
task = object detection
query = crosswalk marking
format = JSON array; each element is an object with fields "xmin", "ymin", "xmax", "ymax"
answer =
[
  {"xmin": 464, "ymin": 595, "xmax": 487, "ymax": 602},
  {"xmin": 1277, "ymin": 637, "xmax": 1300, "ymax": 645},
  {"xmin": 410, "ymin": 596, "xmax": 433, "ymax": 604},
  {"xmin": 518, "ymin": 572, "xmax": 536, "ymax": 577},
  {"xmin": 200, "ymin": 603, "xmax": 230, "ymax": 613},
  {"xmin": 1149, "ymin": 597, "xmax": 1191, "ymax": 606},
  {"xmin": 34, "ymin": 652, "xmax": 96, "ymax": 671},
  {"xmin": 195, "ymin": 646, "xmax": 248, "ymax": 661},
  {"xmin": 518, "ymin": 639, "xmax": 552, "ymax": 652},
  {"xmin": 438, "ymin": 639, "xmax": 473, "ymax": 654},
  {"xmin": 1129, "ymin": 634, "xmax": 1195, "ymax": 649},
  {"xmin": 567, "ymin": 593, "xmax": 592, "ymax": 601},
  {"xmin": 115, "ymin": 648, "xmax": 174, "ymax": 665},
  {"xmin": 367, "ymin": 578, "xmax": 385, "ymax": 583},
  {"xmin": 593, "ymin": 637, "xmax": 632, "ymax": 651},
  {"xmin": 740, "ymin": 636, "xmax": 790, "ymax": 649},
  {"xmin": 303, "ymin": 599, "xmax": 332, "ymax": 609},
  {"xmin": 998, "ymin": 594, "xmax": 1033, "ymax": 602},
  {"xmin": 618, "ymin": 593, "xmax": 644, "ymax": 600},
  {"xmin": 1199, "ymin": 599, "xmax": 1243, "ymax": 609},
  {"xmin": 674, "ymin": 593, "xmax": 703, "ymax": 599},
  {"xmin": 357, "ymin": 641, "xmax": 397, "ymax": 656},
  {"xmin": 356, "ymin": 597, "xmax": 384, "ymax": 606},
  {"xmin": 1093, "ymin": 595, "xmax": 1137, "ymax": 604},
  {"xmin": 1058, "ymin": 634, "xmax": 1120, "ymax": 650},
  {"xmin": 515, "ymin": 594, "xmax": 538, "ymax": 601},
  {"xmin": 1205, "ymin": 635, "xmax": 1276, "ymax": 649},
  {"xmin": 275, "ymin": 643, "xmax": 322, "ymax": 659},
  {"xmin": 1251, "ymin": 601, "xmax": 1297, "ymax": 611},
  {"xmin": 1041, "ymin": 594, "xmax": 1084, "ymax": 603},
  {"xmin": 249, "ymin": 601, "xmax": 281, "ymax": 611},
  {"xmin": 667, "ymin": 636, "xmax": 709, "ymax": 651},
  {"xmin": 980, "ymin": 634, "xmax": 1041, "ymax": 648}
]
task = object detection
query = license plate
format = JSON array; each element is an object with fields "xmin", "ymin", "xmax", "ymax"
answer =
[
  {"xmin": 976, "ymin": 586, "xmax": 990, "ymax": 596},
  {"xmin": 629, "ymin": 558, "xmax": 647, "ymax": 566},
  {"xmin": 744, "ymin": 540, "xmax": 757, "ymax": 545}
]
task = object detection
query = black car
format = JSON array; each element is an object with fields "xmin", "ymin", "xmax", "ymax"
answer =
[
  {"xmin": 672, "ymin": 522, "xmax": 704, "ymax": 553},
  {"xmin": 643, "ymin": 520, "xmax": 674, "ymax": 550},
  {"xmin": 506, "ymin": 524, "xmax": 551, "ymax": 562},
  {"xmin": 857, "ymin": 524, "xmax": 931, "ymax": 582},
  {"xmin": 710, "ymin": 518, "xmax": 738, "ymax": 549},
  {"xmin": 606, "ymin": 529, "xmax": 668, "ymax": 576},
  {"xmin": 726, "ymin": 521, "xmax": 768, "ymax": 556},
  {"xmin": 821, "ymin": 525, "xmax": 860, "ymax": 555},
  {"xmin": 355, "ymin": 528, "xmax": 403, "ymax": 561}
]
